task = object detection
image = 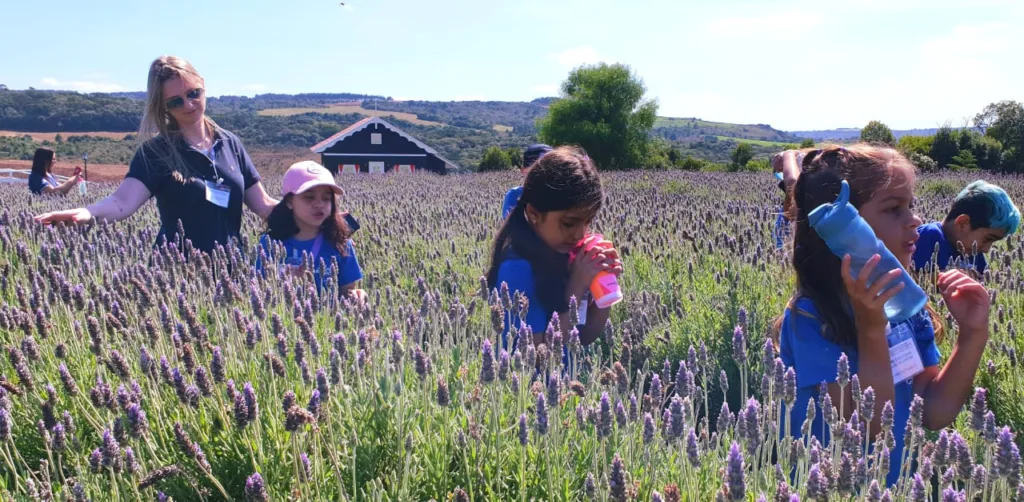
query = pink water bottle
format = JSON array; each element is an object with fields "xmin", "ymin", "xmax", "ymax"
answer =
[{"xmin": 570, "ymin": 234, "xmax": 623, "ymax": 309}]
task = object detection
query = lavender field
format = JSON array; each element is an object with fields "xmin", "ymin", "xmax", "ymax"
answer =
[{"xmin": 1, "ymin": 171, "xmax": 1024, "ymax": 501}]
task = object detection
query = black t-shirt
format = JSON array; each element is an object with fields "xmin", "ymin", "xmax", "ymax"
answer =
[{"xmin": 126, "ymin": 128, "xmax": 261, "ymax": 253}]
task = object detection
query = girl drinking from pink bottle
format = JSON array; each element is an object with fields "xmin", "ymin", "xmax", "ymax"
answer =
[{"xmin": 485, "ymin": 146, "xmax": 623, "ymax": 362}]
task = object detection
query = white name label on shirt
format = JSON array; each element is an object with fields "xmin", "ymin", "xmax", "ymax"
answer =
[
  {"xmin": 887, "ymin": 322, "xmax": 924, "ymax": 384},
  {"xmin": 205, "ymin": 180, "xmax": 230, "ymax": 208}
]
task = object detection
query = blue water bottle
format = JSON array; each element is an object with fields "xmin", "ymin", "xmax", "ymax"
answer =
[{"xmin": 808, "ymin": 180, "xmax": 927, "ymax": 323}]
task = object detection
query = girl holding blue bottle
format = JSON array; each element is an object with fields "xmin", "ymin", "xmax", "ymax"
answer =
[{"xmin": 775, "ymin": 144, "xmax": 990, "ymax": 486}]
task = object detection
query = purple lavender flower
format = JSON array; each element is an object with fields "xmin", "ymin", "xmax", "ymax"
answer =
[
  {"xmin": 436, "ymin": 377, "xmax": 450, "ymax": 407},
  {"xmin": 480, "ymin": 339, "xmax": 495, "ymax": 384},
  {"xmin": 89, "ymin": 448, "xmax": 102, "ymax": 472},
  {"xmin": 783, "ymin": 367, "xmax": 796, "ymax": 407},
  {"xmin": 498, "ymin": 350, "xmax": 510, "ymax": 381},
  {"xmin": 743, "ymin": 397, "xmax": 761, "ymax": 454},
  {"xmin": 244, "ymin": 472, "xmax": 269, "ymax": 501},
  {"xmin": 101, "ymin": 428, "xmax": 121, "ymax": 470},
  {"xmin": 970, "ymin": 388, "xmax": 987, "ymax": 432},
  {"xmin": 837, "ymin": 452, "xmax": 854, "ymax": 495},
  {"xmin": 650, "ymin": 373, "xmax": 663, "ymax": 409},
  {"xmin": 518, "ymin": 413, "xmax": 528, "ymax": 446},
  {"xmin": 726, "ymin": 442, "xmax": 745, "ymax": 500},
  {"xmin": 316, "ymin": 368, "xmax": 330, "ymax": 401},
  {"xmin": 194, "ymin": 366, "xmax": 212, "ymax": 397},
  {"xmin": 51, "ymin": 422, "xmax": 66, "ymax": 452},
  {"xmin": 806, "ymin": 464, "xmax": 826, "ymax": 501},
  {"xmin": 720, "ymin": 369, "xmax": 729, "ymax": 394},
  {"xmin": 763, "ymin": 338, "xmax": 775, "ymax": 378},
  {"xmin": 283, "ymin": 390, "xmax": 296, "ymax": 413},
  {"xmin": 124, "ymin": 446, "xmax": 140, "ymax": 475},
  {"xmin": 609, "ymin": 454, "xmax": 627, "ymax": 502},
  {"xmin": 300, "ymin": 452, "xmax": 312, "ymax": 483},
  {"xmin": 732, "ymin": 325, "xmax": 746, "ymax": 365},
  {"xmin": 584, "ymin": 472, "xmax": 596, "ymax": 500},
  {"xmin": 0, "ymin": 409, "xmax": 11, "ymax": 442},
  {"xmin": 598, "ymin": 392, "xmax": 612, "ymax": 439},
  {"xmin": 547, "ymin": 373, "xmax": 560, "ymax": 406},
  {"xmin": 307, "ymin": 389, "xmax": 322, "ymax": 418},
  {"xmin": 126, "ymin": 403, "xmax": 148, "ymax": 438},
  {"xmin": 837, "ymin": 353, "xmax": 850, "ymax": 387},
  {"xmin": 535, "ymin": 393, "xmax": 548, "ymax": 436},
  {"xmin": 913, "ymin": 475, "xmax": 929, "ymax": 501},
  {"xmin": 686, "ymin": 428, "xmax": 701, "ymax": 467},
  {"xmin": 615, "ymin": 400, "xmax": 627, "ymax": 428},
  {"xmin": 234, "ymin": 390, "xmax": 250, "ymax": 429},
  {"xmin": 643, "ymin": 412, "xmax": 655, "ymax": 445},
  {"xmin": 861, "ymin": 386, "xmax": 876, "ymax": 423},
  {"xmin": 211, "ymin": 346, "xmax": 226, "ymax": 383},
  {"xmin": 58, "ymin": 363, "xmax": 79, "ymax": 397}
]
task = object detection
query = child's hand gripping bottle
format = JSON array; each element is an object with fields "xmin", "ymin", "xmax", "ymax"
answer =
[
  {"xmin": 808, "ymin": 180, "xmax": 928, "ymax": 323},
  {"xmin": 570, "ymin": 234, "xmax": 623, "ymax": 309}
]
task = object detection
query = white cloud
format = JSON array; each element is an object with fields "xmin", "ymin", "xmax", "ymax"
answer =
[
  {"xmin": 549, "ymin": 46, "xmax": 604, "ymax": 67},
  {"xmin": 39, "ymin": 77, "xmax": 124, "ymax": 93},
  {"xmin": 531, "ymin": 83, "xmax": 560, "ymax": 96}
]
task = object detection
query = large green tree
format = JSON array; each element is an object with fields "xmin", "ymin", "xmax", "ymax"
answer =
[
  {"xmin": 537, "ymin": 63, "xmax": 658, "ymax": 170},
  {"xmin": 730, "ymin": 143, "xmax": 754, "ymax": 172},
  {"xmin": 477, "ymin": 146, "xmax": 513, "ymax": 172},
  {"xmin": 860, "ymin": 120, "xmax": 895, "ymax": 145},
  {"xmin": 975, "ymin": 100, "xmax": 1024, "ymax": 173}
]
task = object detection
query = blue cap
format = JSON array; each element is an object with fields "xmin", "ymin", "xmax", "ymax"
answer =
[
  {"xmin": 523, "ymin": 144, "xmax": 553, "ymax": 168},
  {"xmin": 774, "ymin": 172, "xmax": 784, "ymax": 181}
]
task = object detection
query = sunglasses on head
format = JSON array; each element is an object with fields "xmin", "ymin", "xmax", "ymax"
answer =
[{"xmin": 165, "ymin": 88, "xmax": 204, "ymax": 110}]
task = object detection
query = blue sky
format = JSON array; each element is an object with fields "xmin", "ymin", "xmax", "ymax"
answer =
[{"xmin": 0, "ymin": 0, "xmax": 1020, "ymax": 130}]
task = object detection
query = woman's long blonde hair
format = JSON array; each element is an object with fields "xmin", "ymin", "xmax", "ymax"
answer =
[{"xmin": 138, "ymin": 56, "xmax": 220, "ymax": 181}]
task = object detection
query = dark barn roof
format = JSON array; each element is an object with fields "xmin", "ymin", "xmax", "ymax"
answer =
[{"xmin": 310, "ymin": 116, "xmax": 459, "ymax": 171}]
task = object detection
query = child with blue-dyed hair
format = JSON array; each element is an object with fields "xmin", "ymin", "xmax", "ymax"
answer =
[{"xmin": 912, "ymin": 180, "xmax": 1020, "ymax": 275}]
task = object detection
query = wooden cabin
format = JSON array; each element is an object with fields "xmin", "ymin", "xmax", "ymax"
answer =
[{"xmin": 310, "ymin": 116, "xmax": 458, "ymax": 174}]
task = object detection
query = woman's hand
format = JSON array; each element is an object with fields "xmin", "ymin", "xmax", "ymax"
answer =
[
  {"xmin": 841, "ymin": 254, "xmax": 904, "ymax": 338},
  {"xmin": 35, "ymin": 208, "xmax": 93, "ymax": 225},
  {"xmin": 938, "ymin": 269, "xmax": 990, "ymax": 337}
]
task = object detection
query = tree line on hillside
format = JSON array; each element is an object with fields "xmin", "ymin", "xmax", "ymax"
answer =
[
  {"xmin": 859, "ymin": 107, "xmax": 1024, "ymax": 173},
  {"xmin": 368, "ymin": 99, "xmax": 549, "ymax": 133}
]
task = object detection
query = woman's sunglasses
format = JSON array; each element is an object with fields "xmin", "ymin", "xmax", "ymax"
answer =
[{"xmin": 165, "ymin": 88, "xmax": 204, "ymax": 110}]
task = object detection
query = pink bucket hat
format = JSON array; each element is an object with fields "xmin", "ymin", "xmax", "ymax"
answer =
[{"xmin": 281, "ymin": 161, "xmax": 343, "ymax": 197}]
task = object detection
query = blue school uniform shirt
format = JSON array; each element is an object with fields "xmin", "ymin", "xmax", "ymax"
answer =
[
  {"xmin": 496, "ymin": 251, "xmax": 578, "ymax": 366},
  {"xmin": 502, "ymin": 186, "xmax": 523, "ymax": 220},
  {"xmin": 257, "ymin": 234, "xmax": 363, "ymax": 292},
  {"xmin": 780, "ymin": 297, "xmax": 941, "ymax": 487},
  {"xmin": 912, "ymin": 222, "xmax": 987, "ymax": 274}
]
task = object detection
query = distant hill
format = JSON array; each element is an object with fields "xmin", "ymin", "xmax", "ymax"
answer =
[
  {"xmin": 790, "ymin": 127, "xmax": 946, "ymax": 141},
  {"xmin": 654, "ymin": 117, "xmax": 800, "ymax": 144}
]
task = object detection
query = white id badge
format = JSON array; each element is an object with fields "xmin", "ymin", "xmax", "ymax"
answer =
[
  {"xmin": 887, "ymin": 322, "xmax": 924, "ymax": 384},
  {"xmin": 204, "ymin": 180, "xmax": 230, "ymax": 208},
  {"xmin": 577, "ymin": 292, "xmax": 590, "ymax": 325}
]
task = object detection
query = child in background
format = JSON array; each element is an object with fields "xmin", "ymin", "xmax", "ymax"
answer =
[
  {"xmin": 775, "ymin": 145, "xmax": 990, "ymax": 487},
  {"xmin": 501, "ymin": 144, "xmax": 552, "ymax": 220},
  {"xmin": 486, "ymin": 147, "xmax": 623, "ymax": 355},
  {"xmin": 259, "ymin": 161, "xmax": 366, "ymax": 301},
  {"xmin": 912, "ymin": 180, "xmax": 1020, "ymax": 275},
  {"xmin": 771, "ymin": 149, "xmax": 806, "ymax": 249}
]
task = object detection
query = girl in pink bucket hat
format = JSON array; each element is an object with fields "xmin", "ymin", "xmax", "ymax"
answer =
[{"xmin": 258, "ymin": 160, "xmax": 366, "ymax": 302}]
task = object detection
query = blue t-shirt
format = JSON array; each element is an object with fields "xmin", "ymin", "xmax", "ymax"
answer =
[
  {"xmin": 496, "ymin": 253, "xmax": 583, "ymax": 366},
  {"xmin": 258, "ymin": 234, "xmax": 363, "ymax": 293},
  {"xmin": 780, "ymin": 298, "xmax": 941, "ymax": 487},
  {"xmin": 912, "ymin": 222, "xmax": 987, "ymax": 274},
  {"xmin": 28, "ymin": 173, "xmax": 58, "ymax": 195},
  {"xmin": 502, "ymin": 186, "xmax": 523, "ymax": 220}
]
